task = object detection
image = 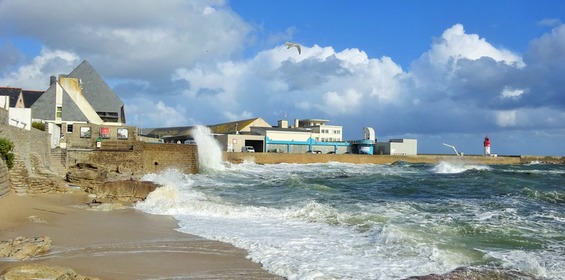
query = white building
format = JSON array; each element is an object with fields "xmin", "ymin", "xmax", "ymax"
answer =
[{"xmin": 375, "ymin": 139, "xmax": 418, "ymax": 155}]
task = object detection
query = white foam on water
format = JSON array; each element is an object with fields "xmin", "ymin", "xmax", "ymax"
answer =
[
  {"xmin": 431, "ymin": 161, "xmax": 491, "ymax": 174},
  {"xmin": 486, "ymin": 249, "xmax": 565, "ymax": 279},
  {"xmin": 86, "ymin": 202, "xmax": 125, "ymax": 211},
  {"xmin": 171, "ymin": 204, "xmax": 466, "ymax": 280},
  {"xmin": 135, "ymin": 171, "xmax": 480, "ymax": 279},
  {"xmin": 134, "ymin": 160, "xmax": 563, "ymax": 279}
]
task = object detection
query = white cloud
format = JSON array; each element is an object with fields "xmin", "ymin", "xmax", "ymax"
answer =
[
  {"xmin": 171, "ymin": 43, "xmax": 405, "ymax": 123},
  {"xmin": 0, "ymin": 48, "xmax": 79, "ymax": 89},
  {"xmin": 538, "ymin": 18, "xmax": 562, "ymax": 27},
  {"xmin": 500, "ymin": 87, "xmax": 526, "ymax": 99},
  {"xmin": 319, "ymin": 89, "xmax": 362, "ymax": 115},
  {"xmin": 425, "ymin": 24, "xmax": 524, "ymax": 68},
  {"xmin": 495, "ymin": 110, "xmax": 517, "ymax": 127},
  {"xmin": 0, "ymin": 0, "xmax": 252, "ymax": 78},
  {"xmin": 202, "ymin": 6, "xmax": 217, "ymax": 16},
  {"xmin": 223, "ymin": 110, "xmax": 253, "ymax": 121},
  {"xmin": 152, "ymin": 101, "xmax": 189, "ymax": 127}
]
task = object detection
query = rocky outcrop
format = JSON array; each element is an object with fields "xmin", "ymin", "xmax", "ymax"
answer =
[
  {"xmin": 0, "ymin": 264, "xmax": 100, "ymax": 280},
  {"xmin": 66, "ymin": 163, "xmax": 108, "ymax": 185},
  {"xmin": 404, "ymin": 266, "xmax": 540, "ymax": 280},
  {"xmin": 84, "ymin": 180, "xmax": 160, "ymax": 202},
  {"xmin": 66, "ymin": 162, "xmax": 160, "ymax": 202},
  {"xmin": 0, "ymin": 236, "xmax": 51, "ymax": 260}
]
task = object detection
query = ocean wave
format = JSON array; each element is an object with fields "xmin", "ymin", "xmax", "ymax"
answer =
[
  {"xmin": 431, "ymin": 161, "xmax": 492, "ymax": 174},
  {"xmin": 521, "ymin": 188, "xmax": 565, "ymax": 204}
]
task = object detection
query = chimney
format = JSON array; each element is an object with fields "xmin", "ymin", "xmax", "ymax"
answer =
[
  {"xmin": 50, "ymin": 75, "xmax": 56, "ymax": 86},
  {"xmin": 278, "ymin": 120, "xmax": 288, "ymax": 128},
  {"xmin": 294, "ymin": 118, "xmax": 300, "ymax": 128}
]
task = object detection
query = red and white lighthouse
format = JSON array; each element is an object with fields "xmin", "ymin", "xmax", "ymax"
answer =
[{"xmin": 483, "ymin": 135, "xmax": 491, "ymax": 156}]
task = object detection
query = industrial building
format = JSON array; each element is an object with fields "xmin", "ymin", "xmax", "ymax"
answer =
[
  {"xmin": 143, "ymin": 118, "xmax": 418, "ymax": 155},
  {"xmin": 375, "ymin": 139, "xmax": 418, "ymax": 155}
]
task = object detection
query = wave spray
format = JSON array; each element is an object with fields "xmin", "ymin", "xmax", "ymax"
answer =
[{"xmin": 191, "ymin": 125, "xmax": 225, "ymax": 172}]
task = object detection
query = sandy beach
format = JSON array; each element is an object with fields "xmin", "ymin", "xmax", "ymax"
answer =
[{"xmin": 0, "ymin": 190, "xmax": 282, "ymax": 279}]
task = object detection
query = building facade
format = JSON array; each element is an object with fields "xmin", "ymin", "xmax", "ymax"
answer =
[
  {"xmin": 375, "ymin": 139, "xmax": 418, "ymax": 155},
  {"xmin": 30, "ymin": 60, "xmax": 129, "ymax": 148}
]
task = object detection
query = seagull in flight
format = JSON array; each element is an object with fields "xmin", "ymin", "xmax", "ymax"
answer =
[{"xmin": 284, "ymin": 42, "xmax": 301, "ymax": 55}]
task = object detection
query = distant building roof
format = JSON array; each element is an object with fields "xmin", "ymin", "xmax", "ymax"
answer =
[
  {"xmin": 143, "ymin": 118, "xmax": 272, "ymax": 139},
  {"xmin": 22, "ymin": 90, "xmax": 44, "ymax": 108},
  {"xmin": 0, "ymin": 87, "xmax": 23, "ymax": 107},
  {"xmin": 299, "ymin": 119, "xmax": 330, "ymax": 127},
  {"xmin": 209, "ymin": 118, "xmax": 270, "ymax": 134},
  {"xmin": 145, "ymin": 126, "xmax": 194, "ymax": 138}
]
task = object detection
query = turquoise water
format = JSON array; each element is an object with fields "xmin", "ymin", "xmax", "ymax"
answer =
[{"xmin": 136, "ymin": 160, "xmax": 565, "ymax": 279}]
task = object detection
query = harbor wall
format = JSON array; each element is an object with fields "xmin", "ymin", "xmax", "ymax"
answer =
[
  {"xmin": 0, "ymin": 159, "xmax": 8, "ymax": 197},
  {"xmin": 67, "ymin": 142, "xmax": 199, "ymax": 175},
  {"xmin": 224, "ymin": 152, "xmax": 565, "ymax": 165}
]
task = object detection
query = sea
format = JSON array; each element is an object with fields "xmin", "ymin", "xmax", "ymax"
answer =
[{"xmin": 135, "ymin": 126, "xmax": 565, "ymax": 280}]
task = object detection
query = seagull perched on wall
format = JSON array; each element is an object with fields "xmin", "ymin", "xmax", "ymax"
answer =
[{"xmin": 284, "ymin": 42, "xmax": 301, "ymax": 55}]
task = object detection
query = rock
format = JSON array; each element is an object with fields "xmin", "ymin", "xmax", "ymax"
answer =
[
  {"xmin": 0, "ymin": 236, "xmax": 51, "ymax": 260},
  {"xmin": 84, "ymin": 180, "xmax": 160, "ymax": 202},
  {"xmin": 75, "ymin": 162, "xmax": 99, "ymax": 169},
  {"xmin": 0, "ymin": 264, "xmax": 100, "ymax": 280},
  {"xmin": 404, "ymin": 266, "xmax": 540, "ymax": 280},
  {"xmin": 27, "ymin": 215, "xmax": 47, "ymax": 223},
  {"xmin": 66, "ymin": 163, "xmax": 108, "ymax": 185}
]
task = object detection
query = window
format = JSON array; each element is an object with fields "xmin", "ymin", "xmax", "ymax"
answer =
[
  {"xmin": 80, "ymin": 127, "xmax": 92, "ymax": 138},
  {"xmin": 99, "ymin": 127, "xmax": 111, "ymax": 139},
  {"xmin": 56, "ymin": 106, "xmax": 62, "ymax": 118},
  {"xmin": 67, "ymin": 124, "xmax": 73, "ymax": 133},
  {"xmin": 97, "ymin": 111, "xmax": 120, "ymax": 122},
  {"xmin": 117, "ymin": 128, "xmax": 128, "ymax": 139}
]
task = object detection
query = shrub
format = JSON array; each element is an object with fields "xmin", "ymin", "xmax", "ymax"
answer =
[
  {"xmin": 32, "ymin": 121, "xmax": 46, "ymax": 131},
  {"xmin": 0, "ymin": 138, "xmax": 15, "ymax": 169}
]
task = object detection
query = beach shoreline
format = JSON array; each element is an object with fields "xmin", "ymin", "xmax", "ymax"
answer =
[{"xmin": 0, "ymin": 190, "xmax": 282, "ymax": 279}]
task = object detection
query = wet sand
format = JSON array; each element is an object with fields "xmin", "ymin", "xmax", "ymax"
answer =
[{"xmin": 0, "ymin": 191, "xmax": 282, "ymax": 279}]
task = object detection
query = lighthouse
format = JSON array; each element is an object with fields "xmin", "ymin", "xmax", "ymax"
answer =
[{"xmin": 483, "ymin": 135, "xmax": 491, "ymax": 156}]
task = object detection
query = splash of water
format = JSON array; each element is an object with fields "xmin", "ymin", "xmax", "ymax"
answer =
[
  {"xmin": 431, "ymin": 161, "xmax": 491, "ymax": 174},
  {"xmin": 191, "ymin": 125, "xmax": 225, "ymax": 172}
]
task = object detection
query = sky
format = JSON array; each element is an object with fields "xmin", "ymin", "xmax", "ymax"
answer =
[{"xmin": 1, "ymin": 0, "xmax": 564, "ymax": 156}]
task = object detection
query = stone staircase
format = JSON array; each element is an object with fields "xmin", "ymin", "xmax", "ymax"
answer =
[
  {"xmin": 7, "ymin": 151, "xmax": 69, "ymax": 195},
  {"xmin": 49, "ymin": 148, "xmax": 68, "ymax": 178},
  {"xmin": 8, "ymin": 158, "xmax": 29, "ymax": 194}
]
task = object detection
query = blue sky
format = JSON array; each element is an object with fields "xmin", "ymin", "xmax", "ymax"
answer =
[{"xmin": 1, "ymin": 0, "xmax": 564, "ymax": 156}]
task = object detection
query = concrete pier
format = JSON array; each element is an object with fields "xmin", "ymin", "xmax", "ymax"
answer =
[{"xmin": 225, "ymin": 152, "xmax": 564, "ymax": 165}]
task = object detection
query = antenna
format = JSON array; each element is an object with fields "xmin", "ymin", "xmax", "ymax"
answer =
[{"xmin": 442, "ymin": 143, "xmax": 462, "ymax": 156}]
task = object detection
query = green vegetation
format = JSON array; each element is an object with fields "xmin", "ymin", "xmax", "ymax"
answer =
[
  {"xmin": 0, "ymin": 138, "xmax": 15, "ymax": 169},
  {"xmin": 32, "ymin": 121, "xmax": 46, "ymax": 131}
]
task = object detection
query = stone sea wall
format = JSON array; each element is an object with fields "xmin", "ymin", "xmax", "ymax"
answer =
[
  {"xmin": 67, "ymin": 142, "xmax": 199, "ymax": 176},
  {"xmin": 225, "ymin": 152, "xmax": 565, "ymax": 165},
  {"xmin": 140, "ymin": 142, "xmax": 199, "ymax": 174},
  {"xmin": 0, "ymin": 109, "xmax": 8, "ymax": 196},
  {"xmin": 0, "ymin": 109, "xmax": 52, "ymax": 180},
  {"xmin": 0, "ymin": 159, "xmax": 8, "ymax": 197}
]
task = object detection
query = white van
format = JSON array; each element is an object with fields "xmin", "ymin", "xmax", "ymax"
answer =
[{"xmin": 241, "ymin": 146, "xmax": 255, "ymax": 153}]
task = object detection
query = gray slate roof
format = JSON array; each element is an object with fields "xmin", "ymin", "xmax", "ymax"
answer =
[
  {"xmin": 67, "ymin": 60, "xmax": 125, "ymax": 121},
  {"xmin": 0, "ymin": 87, "xmax": 22, "ymax": 107},
  {"xmin": 22, "ymin": 90, "xmax": 44, "ymax": 108}
]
